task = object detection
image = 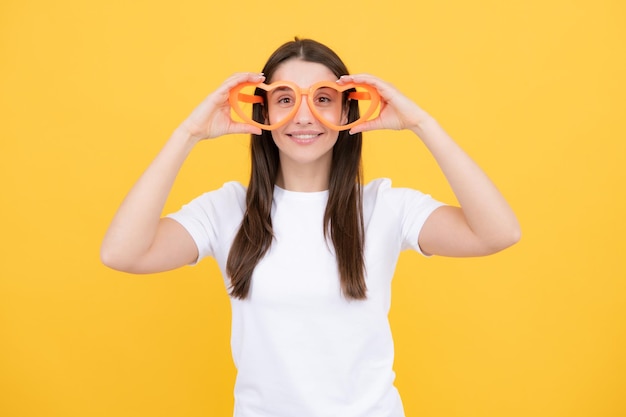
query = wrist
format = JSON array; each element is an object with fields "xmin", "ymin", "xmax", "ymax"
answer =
[
  {"xmin": 176, "ymin": 119, "xmax": 206, "ymax": 139},
  {"xmin": 172, "ymin": 125, "xmax": 203, "ymax": 150},
  {"xmin": 408, "ymin": 111, "xmax": 438, "ymax": 137}
]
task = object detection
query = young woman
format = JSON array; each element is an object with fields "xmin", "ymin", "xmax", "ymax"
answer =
[{"xmin": 101, "ymin": 38, "xmax": 520, "ymax": 417}]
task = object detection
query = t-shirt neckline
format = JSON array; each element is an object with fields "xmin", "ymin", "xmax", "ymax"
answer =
[{"xmin": 273, "ymin": 184, "xmax": 329, "ymax": 201}]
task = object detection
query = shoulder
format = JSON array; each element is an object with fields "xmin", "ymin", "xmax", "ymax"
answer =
[
  {"xmin": 216, "ymin": 181, "xmax": 247, "ymax": 201},
  {"xmin": 169, "ymin": 181, "xmax": 247, "ymax": 220},
  {"xmin": 191, "ymin": 181, "xmax": 246, "ymax": 206},
  {"xmin": 363, "ymin": 177, "xmax": 393, "ymax": 195},
  {"xmin": 212, "ymin": 181, "xmax": 247, "ymax": 197},
  {"xmin": 363, "ymin": 178, "xmax": 446, "ymax": 253},
  {"xmin": 363, "ymin": 177, "xmax": 445, "ymax": 217},
  {"xmin": 363, "ymin": 178, "xmax": 431, "ymax": 203}
]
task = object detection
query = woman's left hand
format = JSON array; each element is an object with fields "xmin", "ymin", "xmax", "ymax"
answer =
[
  {"xmin": 336, "ymin": 74, "xmax": 430, "ymax": 134},
  {"xmin": 337, "ymin": 76, "xmax": 521, "ymax": 257}
]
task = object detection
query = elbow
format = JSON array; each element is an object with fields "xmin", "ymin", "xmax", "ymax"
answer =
[
  {"xmin": 486, "ymin": 223, "xmax": 522, "ymax": 254},
  {"xmin": 508, "ymin": 219, "xmax": 522, "ymax": 247},
  {"xmin": 100, "ymin": 245, "xmax": 122, "ymax": 271},
  {"xmin": 100, "ymin": 244, "xmax": 135, "ymax": 273},
  {"xmin": 501, "ymin": 228, "xmax": 521, "ymax": 251},
  {"xmin": 511, "ymin": 223, "xmax": 522, "ymax": 246}
]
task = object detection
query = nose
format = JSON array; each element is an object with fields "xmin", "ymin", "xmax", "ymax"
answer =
[{"xmin": 293, "ymin": 96, "xmax": 314, "ymax": 125}]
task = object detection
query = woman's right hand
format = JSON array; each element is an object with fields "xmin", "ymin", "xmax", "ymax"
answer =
[{"xmin": 179, "ymin": 72, "xmax": 266, "ymax": 141}]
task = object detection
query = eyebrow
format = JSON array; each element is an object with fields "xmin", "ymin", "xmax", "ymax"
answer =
[
  {"xmin": 270, "ymin": 86, "xmax": 294, "ymax": 94},
  {"xmin": 314, "ymin": 87, "xmax": 338, "ymax": 95}
]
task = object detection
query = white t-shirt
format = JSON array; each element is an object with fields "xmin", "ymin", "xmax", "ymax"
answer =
[{"xmin": 167, "ymin": 178, "xmax": 444, "ymax": 417}]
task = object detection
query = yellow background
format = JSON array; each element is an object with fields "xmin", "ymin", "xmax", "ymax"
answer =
[{"xmin": 1, "ymin": 0, "xmax": 625, "ymax": 416}]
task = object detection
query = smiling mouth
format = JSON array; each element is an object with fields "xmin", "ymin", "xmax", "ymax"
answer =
[{"xmin": 288, "ymin": 133, "xmax": 322, "ymax": 140}]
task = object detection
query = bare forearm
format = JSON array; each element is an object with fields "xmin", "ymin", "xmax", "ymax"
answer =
[
  {"xmin": 100, "ymin": 72, "xmax": 266, "ymax": 271},
  {"xmin": 411, "ymin": 115, "xmax": 521, "ymax": 248},
  {"xmin": 100, "ymin": 128, "xmax": 198, "ymax": 267},
  {"xmin": 336, "ymin": 73, "xmax": 519, "ymax": 254}
]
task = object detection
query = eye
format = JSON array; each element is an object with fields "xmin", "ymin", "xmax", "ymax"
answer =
[
  {"xmin": 272, "ymin": 95, "xmax": 297, "ymax": 109},
  {"xmin": 268, "ymin": 87, "xmax": 297, "ymax": 108},
  {"xmin": 272, "ymin": 90, "xmax": 296, "ymax": 106},
  {"xmin": 314, "ymin": 94, "xmax": 335, "ymax": 107},
  {"xmin": 313, "ymin": 88, "xmax": 340, "ymax": 107}
]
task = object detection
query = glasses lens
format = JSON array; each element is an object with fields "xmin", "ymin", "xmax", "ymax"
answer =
[
  {"xmin": 230, "ymin": 84, "xmax": 266, "ymax": 127},
  {"xmin": 306, "ymin": 86, "xmax": 343, "ymax": 126},
  {"xmin": 230, "ymin": 82, "xmax": 380, "ymax": 131},
  {"xmin": 265, "ymin": 85, "xmax": 301, "ymax": 127},
  {"xmin": 345, "ymin": 85, "xmax": 380, "ymax": 127},
  {"xmin": 311, "ymin": 84, "xmax": 380, "ymax": 130}
]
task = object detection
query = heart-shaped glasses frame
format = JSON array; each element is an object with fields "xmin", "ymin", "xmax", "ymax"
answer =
[{"xmin": 228, "ymin": 80, "xmax": 381, "ymax": 131}]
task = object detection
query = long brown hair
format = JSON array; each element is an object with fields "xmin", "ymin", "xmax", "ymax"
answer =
[{"xmin": 226, "ymin": 38, "xmax": 366, "ymax": 300}]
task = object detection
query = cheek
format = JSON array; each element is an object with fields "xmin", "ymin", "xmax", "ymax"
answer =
[
  {"xmin": 315, "ymin": 105, "xmax": 344, "ymax": 124},
  {"xmin": 267, "ymin": 106, "xmax": 292, "ymax": 124}
]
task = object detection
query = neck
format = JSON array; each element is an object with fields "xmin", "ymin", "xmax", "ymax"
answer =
[{"xmin": 275, "ymin": 159, "xmax": 331, "ymax": 192}]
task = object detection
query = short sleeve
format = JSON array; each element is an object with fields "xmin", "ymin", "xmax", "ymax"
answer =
[
  {"xmin": 166, "ymin": 181, "xmax": 247, "ymax": 264},
  {"xmin": 367, "ymin": 178, "xmax": 445, "ymax": 256}
]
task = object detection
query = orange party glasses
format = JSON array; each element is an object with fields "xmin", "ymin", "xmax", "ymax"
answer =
[{"xmin": 228, "ymin": 80, "xmax": 381, "ymax": 131}]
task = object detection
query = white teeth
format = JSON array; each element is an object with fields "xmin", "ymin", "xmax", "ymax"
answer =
[{"xmin": 291, "ymin": 134, "xmax": 318, "ymax": 139}]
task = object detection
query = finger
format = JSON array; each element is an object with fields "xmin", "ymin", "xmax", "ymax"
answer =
[
  {"xmin": 338, "ymin": 74, "xmax": 399, "ymax": 110},
  {"xmin": 225, "ymin": 71, "xmax": 265, "ymax": 83},
  {"xmin": 207, "ymin": 72, "xmax": 266, "ymax": 110},
  {"xmin": 219, "ymin": 72, "xmax": 266, "ymax": 94},
  {"xmin": 349, "ymin": 117, "xmax": 385, "ymax": 135},
  {"xmin": 338, "ymin": 73, "xmax": 382, "ymax": 86},
  {"xmin": 336, "ymin": 74, "xmax": 352, "ymax": 85},
  {"xmin": 228, "ymin": 122, "xmax": 262, "ymax": 136}
]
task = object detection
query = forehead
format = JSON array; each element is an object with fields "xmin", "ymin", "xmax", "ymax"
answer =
[{"xmin": 271, "ymin": 59, "xmax": 337, "ymax": 88}]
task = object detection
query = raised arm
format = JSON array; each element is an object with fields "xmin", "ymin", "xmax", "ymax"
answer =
[
  {"xmin": 100, "ymin": 72, "xmax": 265, "ymax": 273},
  {"xmin": 338, "ymin": 74, "xmax": 520, "ymax": 257}
]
